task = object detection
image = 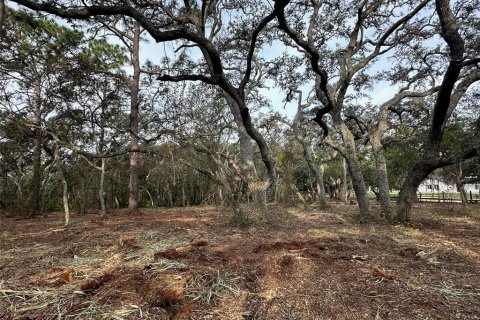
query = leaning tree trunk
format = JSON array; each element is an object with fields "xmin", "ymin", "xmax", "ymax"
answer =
[
  {"xmin": 290, "ymin": 90, "xmax": 328, "ymax": 208},
  {"xmin": 235, "ymin": 97, "xmax": 276, "ymax": 193},
  {"xmin": 225, "ymin": 95, "xmax": 259, "ymax": 208},
  {"xmin": 344, "ymin": 154, "xmax": 371, "ymax": 218},
  {"xmin": 225, "ymin": 95, "xmax": 273, "ymax": 220},
  {"xmin": 337, "ymin": 124, "xmax": 371, "ymax": 219},
  {"xmin": 226, "ymin": 96, "xmax": 257, "ymax": 178},
  {"xmin": 128, "ymin": 21, "xmax": 141, "ymax": 213},
  {"xmin": 328, "ymin": 124, "xmax": 371, "ymax": 218},
  {"xmin": 397, "ymin": 162, "xmax": 433, "ymax": 222},
  {"xmin": 299, "ymin": 138, "xmax": 328, "ymax": 208},
  {"xmin": 397, "ymin": 0, "xmax": 466, "ymax": 222}
]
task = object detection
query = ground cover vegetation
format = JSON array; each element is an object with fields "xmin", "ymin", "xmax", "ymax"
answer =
[{"xmin": 0, "ymin": 0, "xmax": 479, "ymax": 318}]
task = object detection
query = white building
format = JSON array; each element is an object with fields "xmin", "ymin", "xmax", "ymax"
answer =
[
  {"xmin": 464, "ymin": 183, "xmax": 480, "ymax": 194},
  {"xmin": 417, "ymin": 176, "xmax": 456, "ymax": 193},
  {"xmin": 464, "ymin": 176, "xmax": 480, "ymax": 194}
]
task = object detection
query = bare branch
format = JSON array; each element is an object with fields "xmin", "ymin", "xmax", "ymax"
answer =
[
  {"xmin": 239, "ymin": 12, "xmax": 276, "ymax": 91},
  {"xmin": 157, "ymin": 73, "xmax": 218, "ymax": 85}
]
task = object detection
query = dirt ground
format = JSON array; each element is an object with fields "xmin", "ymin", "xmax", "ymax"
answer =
[{"xmin": 0, "ymin": 203, "xmax": 479, "ymax": 320}]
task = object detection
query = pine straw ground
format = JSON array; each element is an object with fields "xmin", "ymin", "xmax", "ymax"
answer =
[{"xmin": 0, "ymin": 203, "xmax": 479, "ymax": 320}]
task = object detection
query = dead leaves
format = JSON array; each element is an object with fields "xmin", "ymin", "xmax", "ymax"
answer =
[
  {"xmin": 43, "ymin": 267, "xmax": 75, "ymax": 287},
  {"xmin": 58, "ymin": 269, "xmax": 74, "ymax": 285},
  {"xmin": 119, "ymin": 235, "xmax": 135, "ymax": 247},
  {"xmin": 141, "ymin": 274, "xmax": 188, "ymax": 307},
  {"xmin": 190, "ymin": 239, "xmax": 208, "ymax": 247},
  {"xmin": 372, "ymin": 266, "xmax": 395, "ymax": 281},
  {"xmin": 154, "ymin": 238, "xmax": 209, "ymax": 261},
  {"xmin": 80, "ymin": 273, "xmax": 113, "ymax": 292}
]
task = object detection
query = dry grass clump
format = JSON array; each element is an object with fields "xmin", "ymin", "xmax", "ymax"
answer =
[
  {"xmin": 185, "ymin": 270, "xmax": 241, "ymax": 306},
  {"xmin": 435, "ymin": 281, "xmax": 480, "ymax": 300},
  {"xmin": 0, "ymin": 281, "xmax": 82, "ymax": 318}
]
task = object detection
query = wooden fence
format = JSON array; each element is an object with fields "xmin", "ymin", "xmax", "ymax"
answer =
[{"xmin": 390, "ymin": 191, "xmax": 479, "ymax": 204}]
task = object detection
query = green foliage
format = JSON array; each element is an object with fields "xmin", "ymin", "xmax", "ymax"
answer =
[
  {"xmin": 385, "ymin": 139, "xmax": 421, "ymax": 190},
  {"xmin": 0, "ymin": 8, "xmax": 129, "ymax": 214},
  {"xmin": 80, "ymin": 38, "xmax": 127, "ymax": 71},
  {"xmin": 359, "ymin": 150, "xmax": 377, "ymax": 189}
]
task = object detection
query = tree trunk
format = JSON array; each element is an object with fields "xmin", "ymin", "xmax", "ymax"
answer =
[
  {"xmin": 182, "ymin": 181, "xmax": 186, "ymax": 207},
  {"xmin": 0, "ymin": 0, "xmax": 5, "ymax": 33},
  {"xmin": 225, "ymin": 95, "xmax": 257, "ymax": 177},
  {"xmin": 372, "ymin": 143, "xmax": 392, "ymax": 218},
  {"xmin": 225, "ymin": 95, "xmax": 264, "ymax": 216},
  {"xmin": 30, "ymin": 137, "xmax": 42, "ymax": 216},
  {"xmin": 397, "ymin": 0, "xmax": 466, "ymax": 222},
  {"xmin": 342, "ymin": 157, "xmax": 348, "ymax": 204},
  {"xmin": 143, "ymin": 187, "xmax": 155, "ymax": 207},
  {"xmin": 397, "ymin": 162, "xmax": 433, "ymax": 222},
  {"xmin": 456, "ymin": 180, "xmax": 468, "ymax": 212},
  {"xmin": 80, "ymin": 176, "xmax": 87, "ymax": 214},
  {"xmin": 317, "ymin": 164, "xmax": 328, "ymax": 208},
  {"xmin": 299, "ymin": 139, "xmax": 328, "ymax": 208},
  {"xmin": 345, "ymin": 155, "xmax": 371, "ymax": 219},
  {"xmin": 224, "ymin": 95, "xmax": 273, "ymax": 219},
  {"xmin": 97, "ymin": 91, "xmax": 107, "ymax": 216},
  {"xmin": 58, "ymin": 167, "xmax": 70, "ymax": 226},
  {"xmin": 99, "ymin": 158, "xmax": 106, "ymax": 215},
  {"xmin": 289, "ymin": 182, "xmax": 308, "ymax": 210},
  {"xmin": 235, "ymin": 97, "xmax": 276, "ymax": 192},
  {"xmin": 456, "ymin": 164, "xmax": 467, "ymax": 213},
  {"xmin": 217, "ymin": 187, "xmax": 224, "ymax": 206},
  {"xmin": 29, "ymin": 77, "xmax": 42, "ymax": 217},
  {"xmin": 128, "ymin": 21, "xmax": 141, "ymax": 213},
  {"xmin": 332, "ymin": 123, "xmax": 371, "ymax": 219}
]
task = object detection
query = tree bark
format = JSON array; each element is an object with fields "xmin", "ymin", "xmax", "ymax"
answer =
[
  {"xmin": 397, "ymin": 162, "xmax": 433, "ymax": 222},
  {"xmin": 80, "ymin": 175, "xmax": 87, "ymax": 214},
  {"xmin": 293, "ymin": 129, "xmax": 328, "ymax": 209},
  {"xmin": 371, "ymin": 140, "xmax": 391, "ymax": 218},
  {"xmin": 343, "ymin": 154, "xmax": 370, "ymax": 217},
  {"xmin": 233, "ymin": 97, "xmax": 276, "ymax": 192},
  {"xmin": 98, "ymin": 99, "xmax": 106, "ymax": 216},
  {"xmin": 0, "ymin": 0, "xmax": 5, "ymax": 33},
  {"xmin": 99, "ymin": 157, "xmax": 106, "ymax": 215},
  {"xmin": 290, "ymin": 90, "xmax": 328, "ymax": 208},
  {"xmin": 225, "ymin": 95, "xmax": 257, "ymax": 177},
  {"xmin": 128, "ymin": 21, "xmax": 141, "ymax": 213},
  {"xmin": 333, "ymin": 123, "xmax": 371, "ymax": 219},
  {"xmin": 456, "ymin": 164, "xmax": 467, "ymax": 213},
  {"xmin": 29, "ymin": 77, "xmax": 42, "ymax": 216},
  {"xmin": 301, "ymin": 142, "xmax": 328, "ymax": 208},
  {"xmin": 317, "ymin": 164, "xmax": 328, "ymax": 207},
  {"xmin": 342, "ymin": 157, "xmax": 348, "ymax": 204},
  {"xmin": 324, "ymin": 121, "xmax": 371, "ymax": 219},
  {"xmin": 58, "ymin": 166, "xmax": 70, "ymax": 226},
  {"xmin": 30, "ymin": 138, "xmax": 42, "ymax": 216}
]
